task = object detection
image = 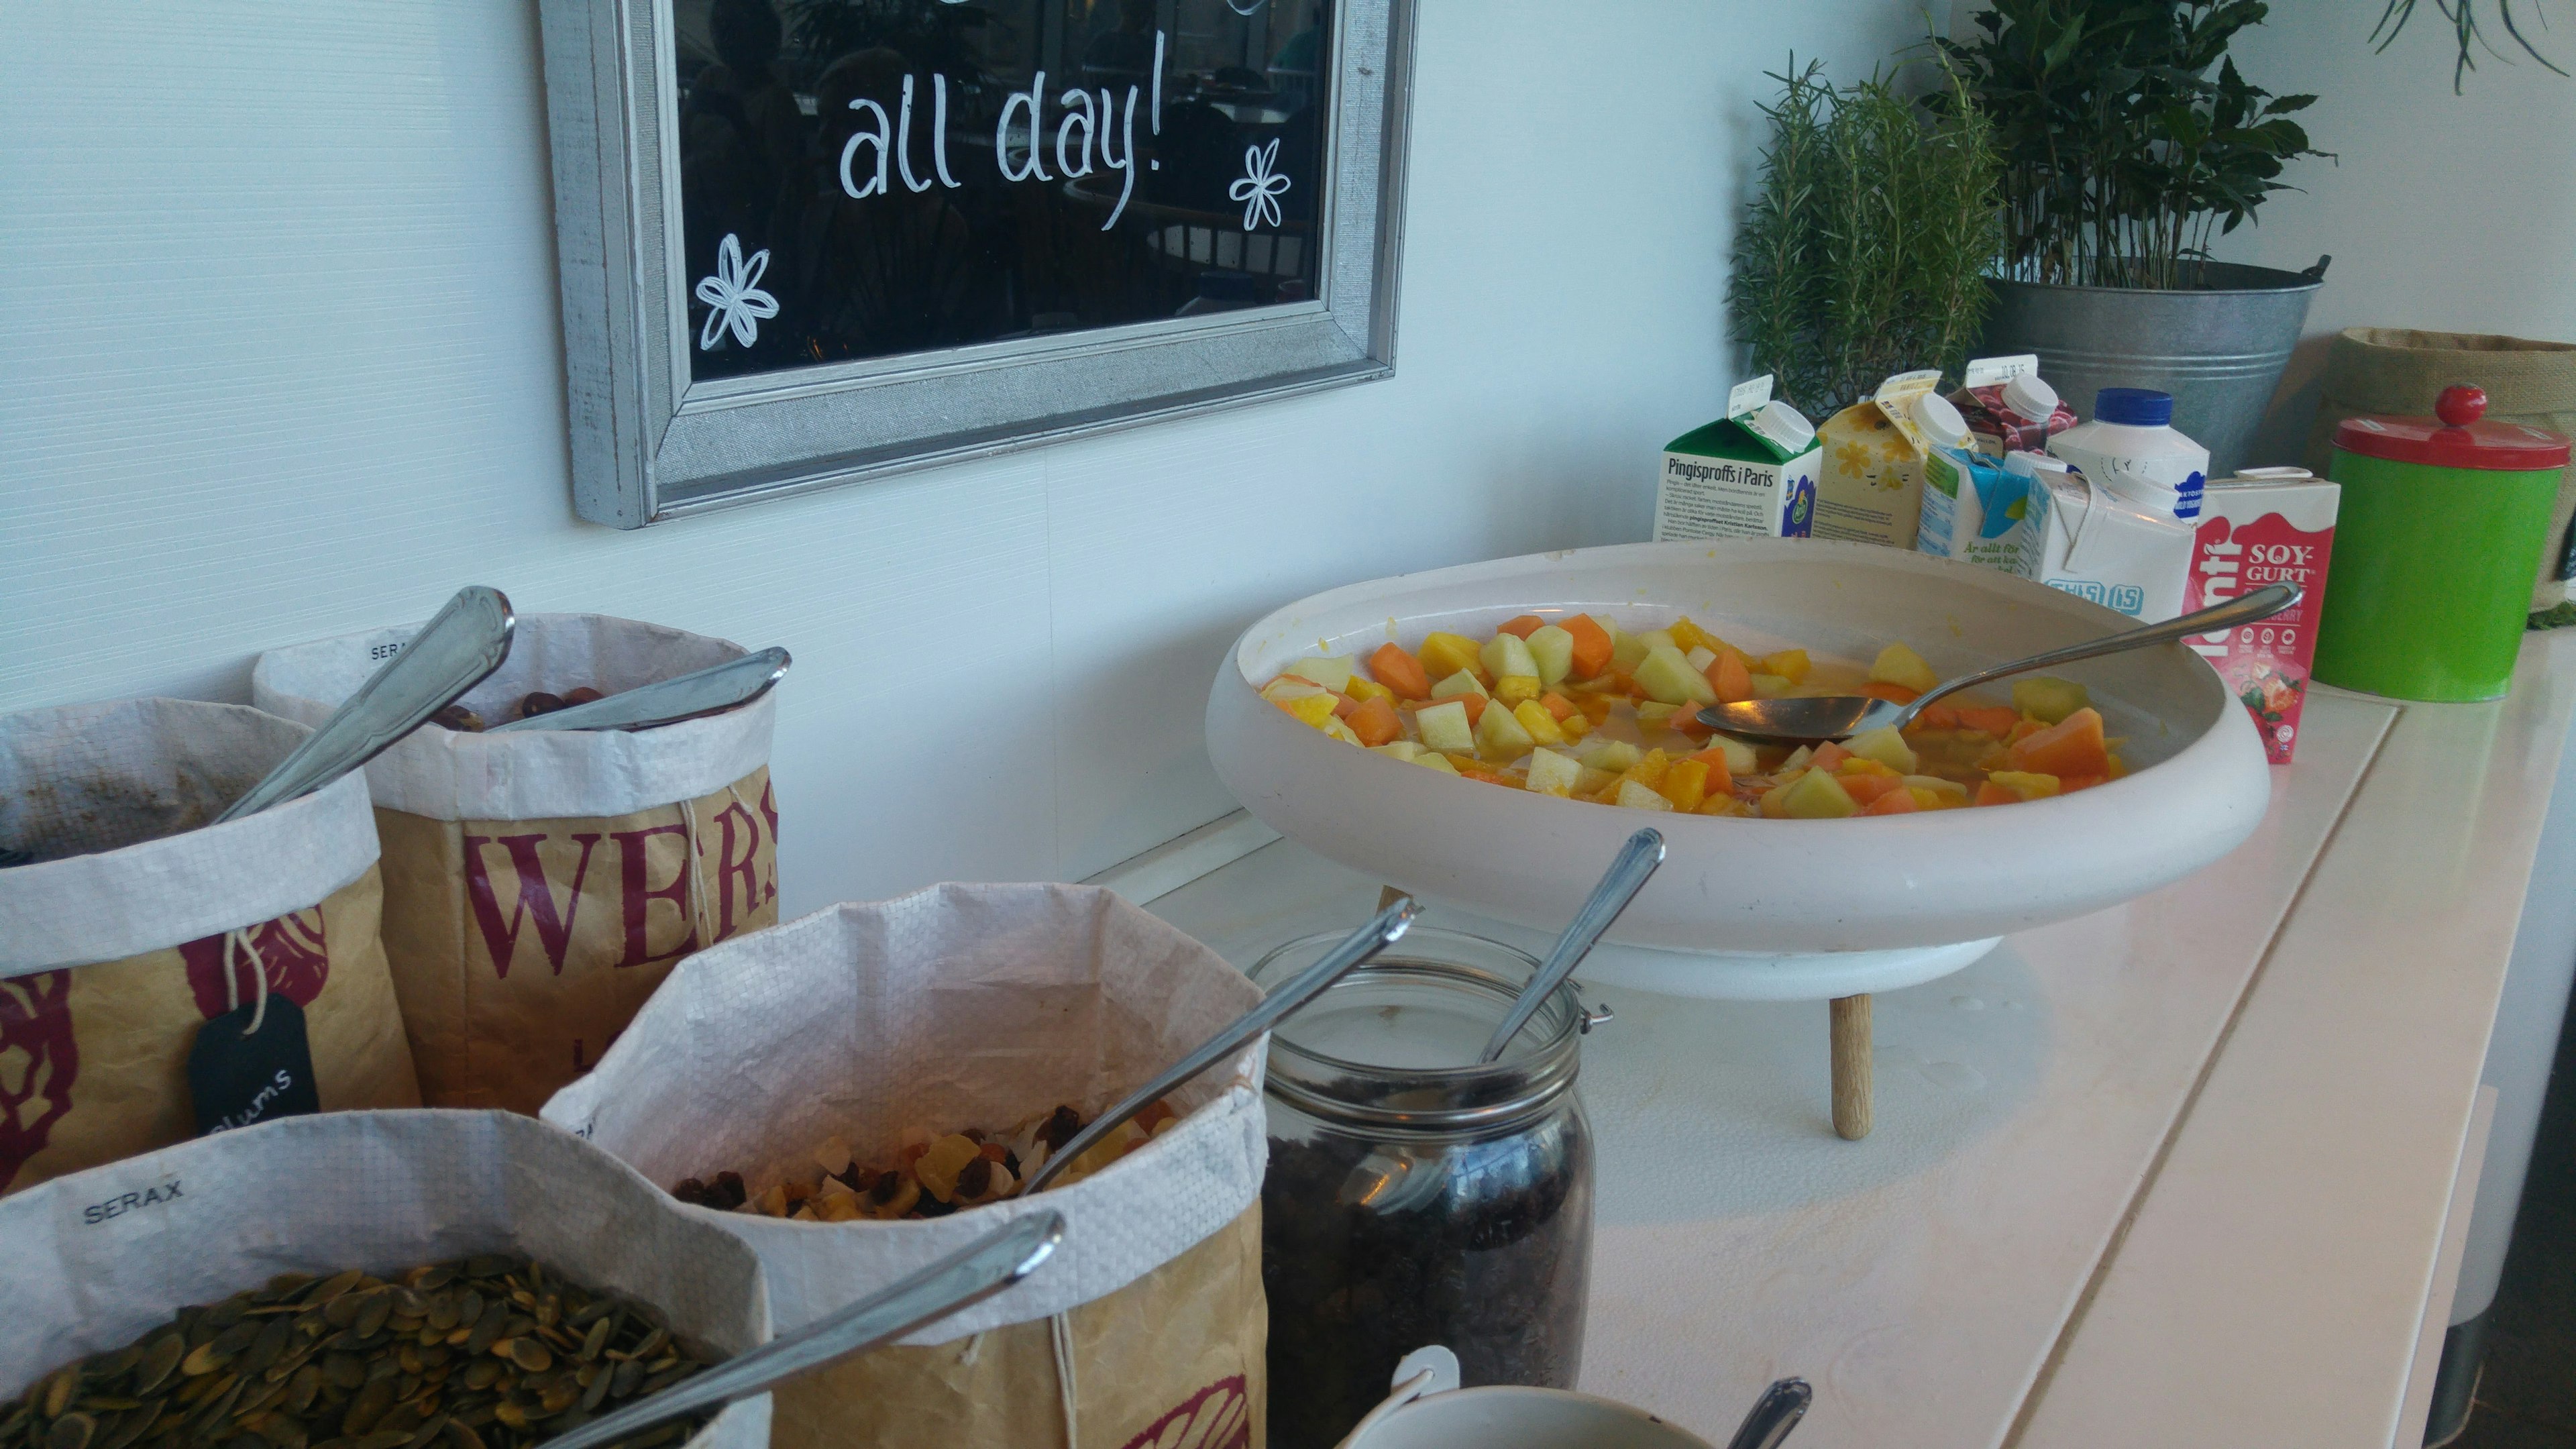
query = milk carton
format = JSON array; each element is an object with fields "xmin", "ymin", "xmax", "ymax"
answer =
[
  {"xmin": 1951, "ymin": 354, "xmax": 2078, "ymax": 457},
  {"xmin": 2019, "ymin": 451, "xmax": 2195, "ymax": 621},
  {"xmin": 1656, "ymin": 375, "xmax": 1821, "ymax": 541},
  {"xmin": 1918, "ymin": 441, "xmax": 2039, "ymax": 575},
  {"xmin": 1815, "ymin": 370, "xmax": 1945, "ymax": 547},
  {"xmin": 2051, "ymin": 387, "xmax": 2211, "ymax": 523},
  {"xmin": 2186, "ymin": 468, "xmax": 2341, "ymax": 764}
]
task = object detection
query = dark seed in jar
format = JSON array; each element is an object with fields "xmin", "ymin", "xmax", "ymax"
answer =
[
  {"xmin": 0, "ymin": 1256, "xmax": 720, "ymax": 1449},
  {"xmin": 561, "ymin": 688, "xmax": 605, "ymax": 706},
  {"xmin": 431, "ymin": 706, "xmax": 486, "ymax": 733},
  {"xmin": 515, "ymin": 693, "xmax": 567, "ymax": 720}
]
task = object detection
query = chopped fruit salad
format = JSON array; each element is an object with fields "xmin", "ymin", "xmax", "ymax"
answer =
[{"xmin": 1257, "ymin": 613, "xmax": 2123, "ymax": 818}]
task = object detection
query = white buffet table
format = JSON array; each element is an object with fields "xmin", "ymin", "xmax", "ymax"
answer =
[{"xmin": 1108, "ymin": 629, "xmax": 2576, "ymax": 1449}]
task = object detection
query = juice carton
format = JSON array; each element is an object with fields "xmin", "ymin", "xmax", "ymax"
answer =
[
  {"xmin": 1655, "ymin": 375, "xmax": 1821, "ymax": 541},
  {"xmin": 2018, "ymin": 452, "xmax": 2195, "ymax": 622},
  {"xmin": 1918, "ymin": 442, "xmax": 2039, "ymax": 576},
  {"xmin": 2185, "ymin": 468, "xmax": 2341, "ymax": 764},
  {"xmin": 1815, "ymin": 370, "xmax": 1945, "ymax": 547},
  {"xmin": 1950, "ymin": 354, "xmax": 2078, "ymax": 457}
]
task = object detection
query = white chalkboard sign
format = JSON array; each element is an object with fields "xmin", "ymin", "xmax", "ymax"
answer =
[{"xmin": 542, "ymin": 0, "xmax": 1414, "ymax": 527}]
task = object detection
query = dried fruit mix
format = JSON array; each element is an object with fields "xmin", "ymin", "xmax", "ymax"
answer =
[
  {"xmin": 0, "ymin": 1256, "xmax": 719, "ymax": 1449},
  {"xmin": 671, "ymin": 1099, "xmax": 1179, "ymax": 1222},
  {"xmin": 431, "ymin": 689, "xmax": 606, "ymax": 734}
]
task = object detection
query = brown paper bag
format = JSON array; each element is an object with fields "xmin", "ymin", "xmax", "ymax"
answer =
[
  {"xmin": 543, "ymin": 885, "xmax": 1272, "ymax": 1449},
  {"xmin": 255, "ymin": 613, "xmax": 781, "ymax": 1115},
  {"xmin": 0, "ymin": 700, "xmax": 421, "ymax": 1196}
]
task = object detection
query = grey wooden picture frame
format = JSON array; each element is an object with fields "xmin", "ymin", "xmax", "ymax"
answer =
[{"xmin": 539, "ymin": 0, "xmax": 1415, "ymax": 529}]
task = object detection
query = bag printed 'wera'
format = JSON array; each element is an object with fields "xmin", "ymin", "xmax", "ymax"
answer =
[
  {"xmin": 0, "ymin": 700, "xmax": 420, "ymax": 1195},
  {"xmin": 255, "ymin": 614, "xmax": 780, "ymax": 1115}
]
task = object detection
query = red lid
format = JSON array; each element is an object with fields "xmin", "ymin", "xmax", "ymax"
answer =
[{"xmin": 2334, "ymin": 385, "xmax": 2571, "ymax": 470}]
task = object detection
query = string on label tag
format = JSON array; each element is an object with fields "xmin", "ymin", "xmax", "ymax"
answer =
[{"xmin": 189, "ymin": 924, "xmax": 321, "ymax": 1136}]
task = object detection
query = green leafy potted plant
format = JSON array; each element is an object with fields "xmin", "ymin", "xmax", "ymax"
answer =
[
  {"xmin": 1729, "ymin": 59, "xmax": 2002, "ymax": 421},
  {"xmin": 1942, "ymin": 0, "xmax": 2330, "ymax": 476}
]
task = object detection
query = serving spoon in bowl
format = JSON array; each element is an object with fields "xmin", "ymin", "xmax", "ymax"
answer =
[{"xmin": 1695, "ymin": 582, "xmax": 2301, "ymax": 745}]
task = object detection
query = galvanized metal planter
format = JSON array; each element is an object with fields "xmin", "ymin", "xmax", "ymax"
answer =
[{"xmin": 1978, "ymin": 260, "xmax": 2328, "ymax": 479}]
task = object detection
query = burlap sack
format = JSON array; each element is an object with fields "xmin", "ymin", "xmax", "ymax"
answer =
[
  {"xmin": 2302, "ymin": 327, "xmax": 2576, "ymax": 608},
  {"xmin": 542, "ymin": 884, "xmax": 1271, "ymax": 1449},
  {"xmin": 253, "ymin": 614, "xmax": 780, "ymax": 1116},
  {"xmin": 0, "ymin": 1108, "xmax": 770, "ymax": 1449},
  {"xmin": 0, "ymin": 700, "xmax": 420, "ymax": 1197}
]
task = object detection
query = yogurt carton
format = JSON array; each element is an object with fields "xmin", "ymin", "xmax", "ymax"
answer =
[
  {"xmin": 1814, "ymin": 370, "xmax": 1945, "ymax": 547},
  {"xmin": 2050, "ymin": 387, "xmax": 2211, "ymax": 523},
  {"xmin": 2019, "ymin": 451, "xmax": 2195, "ymax": 621},
  {"xmin": 1951, "ymin": 354, "xmax": 2078, "ymax": 456},
  {"xmin": 1655, "ymin": 375, "xmax": 1821, "ymax": 541},
  {"xmin": 2185, "ymin": 468, "xmax": 2341, "ymax": 764},
  {"xmin": 1918, "ymin": 437, "xmax": 2039, "ymax": 575}
]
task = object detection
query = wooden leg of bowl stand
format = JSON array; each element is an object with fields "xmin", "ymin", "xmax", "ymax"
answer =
[{"xmin": 1831, "ymin": 995, "xmax": 1873, "ymax": 1140}]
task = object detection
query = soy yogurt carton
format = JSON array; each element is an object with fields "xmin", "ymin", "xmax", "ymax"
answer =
[
  {"xmin": 2185, "ymin": 468, "xmax": 2341, "ymax": 764},
  {"xmin": 1655, "ymin": 375, "xmax": 1821, "ymax": 541}
]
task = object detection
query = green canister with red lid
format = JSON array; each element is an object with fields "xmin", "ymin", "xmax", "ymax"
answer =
[{"xmin": 2313, "ymin": 386, "xmax": 2572, "ymax": 700}]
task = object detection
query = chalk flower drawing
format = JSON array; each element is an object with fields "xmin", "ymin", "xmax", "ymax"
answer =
[
  {"xmin": 694, "ymin": 233, "xmax": 778, "ymax": 351},
  {"xmin": 1229, "ymin": 140, "xmax": 1290, "ymax": 231}
]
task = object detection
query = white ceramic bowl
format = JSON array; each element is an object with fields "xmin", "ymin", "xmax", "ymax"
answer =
[{"xmin": 1207, "ymin": 540, "xmax": 2268, "ymax": 971}]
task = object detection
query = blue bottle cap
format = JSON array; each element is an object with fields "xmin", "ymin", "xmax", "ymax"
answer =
[{"xmin": 2095, "ymin": 388, "xmax": 2174, "ymax": 427}]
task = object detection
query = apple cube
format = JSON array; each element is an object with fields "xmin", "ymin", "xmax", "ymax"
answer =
[
  {"xmin": 1613, "ymin": 778, "xmax": 1676, "ymax": 812},
  {"xmin": 1635, "ymin": 645, "xmax": 1719, "ymax": 706},
  {"xmin": 1474, "ymin": 696, "xmax": 1537, "ymax": 759},
  {"xmin": 1610, "ymin": 629, "xmax": 1652, "ymax": 674},
  {"xmin": 1868, "ymin": 643, "xmax": 1937, "ymax": 694},
  {"xmin": 1525, "ymin": 747, "xmax": 1583, "ymax": 796},
  {"xmin": 1430, "ymin": 669, "xmax": 1489, "ymax": 701},
  {"xmin": 1416, "ymin": 700, "xmax": 1475, "ymax": 754},
  {"xmin": 1774, "ymin": 767, "xmax": 1859, "ymax": 818},
  {"xmin": 1322, "ymin": 717, "xmax": 1362, "ymax": 746},
  {"xmin": 2011, "ymin": 677, "xmax": 2090, "ymax": 725},
  {"xmin": 1579, "ymin": 740, "xmax": 1642, "ymax": 773},
  {"xmin": 1684, "ymin": 645, "xmax": 1717, "ymax": 674},
  {"xmin": 1749, "ymin": 672, "xmax": 1790, "ymax": 699},
  {"xmin": 1524, "ymin": 625, "xmax": 1575, "ymax": 686},
  {"xmin": 1291, "ymin": 655, "xmax": 1357, "ymax": 693},
  {"xmin": 1701, "ymin": 733, "xmax": 1758, "ymax": 775},
  {"xmin": 1572, "ymin": 765, "xmax": 1619, "ymax": 796},
  {"xmin": 1904, "ymin": 774, "xmax": 1970, "ymax": 804},
  {"xmin": 1481, "ymin": 633, "xmax": 1540, "ymax": 682},
  {"xmin": 1415, "ymin": 751, "xmax": 1460, "ymax": 775},
  {"xmin": 1371, "ymin": 741, "xmax": 1422, "ymax": 763},
  {"xmin": 1845, "ymin": 725, "xmax": 1918, "ymax": 773}
]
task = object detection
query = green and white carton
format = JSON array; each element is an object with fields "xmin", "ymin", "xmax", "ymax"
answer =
[{"xmin": 1654, "ymin": 376, "xmax": 1821, "ymax": 541}]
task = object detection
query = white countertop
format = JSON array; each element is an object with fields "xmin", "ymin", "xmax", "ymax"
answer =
[{"xmin": 1138, "ymin": 629, "xmax": 2576, "ymax": 1449}]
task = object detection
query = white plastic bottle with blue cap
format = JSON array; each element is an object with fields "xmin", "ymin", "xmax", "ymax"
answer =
[{"xmin": 2047, "ymin": 387, "xmax": 2211, "ymax": 523}]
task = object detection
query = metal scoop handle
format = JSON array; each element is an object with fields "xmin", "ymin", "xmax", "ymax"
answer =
[
  {"xmin": 489, "ymin": 648, "xmax": 791, "ymax": 733},
  {"xmin": 535, "ymin": 1211, "xmax": 1064, "ymax": 1449},
  {"xmin": 1479, "ymin": 828, "xmax": 1662, "ymax": 1063},
  {"xmin": 1019, "ymin": 894, "xmax": 1421, "ymax": 1195},
  {"xmin": 215, "ymin": 587, "xmax": 514, "ymax": 824}
]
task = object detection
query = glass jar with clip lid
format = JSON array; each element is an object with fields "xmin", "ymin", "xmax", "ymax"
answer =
[{"xmin": 1250, "ymin": 926, "xmax": 1612, "ymax": 1449}]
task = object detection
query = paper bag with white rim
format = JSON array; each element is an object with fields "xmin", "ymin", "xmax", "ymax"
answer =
[
  {"xmin": 0, "ymin": 1108, "xmax": 771, "ymax": 1449},
  {"xmin": 0, "ymin": 698, "xmax": 421, "ymax": 1197},
  {"xmin": 253, "ymin": 613, "xmax": 781, "ymax": 1116},
  {"xmin": 542, "ymin": 884, "xmax": 1270, "ymax": 1449}
]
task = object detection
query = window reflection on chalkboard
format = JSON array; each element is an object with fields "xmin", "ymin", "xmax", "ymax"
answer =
[{"xmin": 674, "ymin": 0, "xmax": 1331, "ymax": 383}]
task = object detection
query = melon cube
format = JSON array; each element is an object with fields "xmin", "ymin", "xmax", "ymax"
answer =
[
  {"xmin": 1579, "ymin": 740, "xmax": 1642, "ymax": 773},
  {"xmin": 1775, "ymin": 767, "xmax": 1860, "ymax": 818},
  {"xmin": 1572, "ymin": 765, "xmax": 1620, "ymax": 796},
  {"xmin": 1414, "ymin": 751, "xmax": 1460, "ymax": 775},
  {"xmin": 2011, "ymin": 677, "xmax": 2091, "ymax": 725},
  {"xmin": 1701, "ymin": 733, "xmax": 1760, "ymax": 775},
  {"xmin": 1684, "ymin": 645, "xmax": 1718, "ymax": 674},
  {"xmin": 1481, "ymin": 633, "xmax": 1540, "ymax": 683},
  {"xmin": 1417, "ymin": 700, "xmax": 1475, "ymax": 754},
  {"xmin": 1749, "ymin": 672, "xmax": 1790, "ymax": 699},
  {"xmin": 1610, "ymin": 629, "xmax": 1652, "ymax": 674},
  {"xmin": 1524, "ymin": 625, "xmax": 1575, "ymax": 686},
  {"xmin": 1635, "ymin": 645, "xmax": 1719, "ymax": 706},
  {"xmin": 1371, "ymin": 741, "xmax": 1422, "ymax": 763},
  {"xmin": 1525, "ymin": 747, "xmax": 1583, "ymax": 796}
]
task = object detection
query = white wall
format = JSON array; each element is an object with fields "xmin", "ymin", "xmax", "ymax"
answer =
[
  {"xmin": 2212, "ymin": 1, "xmax": 2576, "ymax": 460},
  {"xmin": 0, "ymin": 1, "xmax": 1926, "ymax": 914}
]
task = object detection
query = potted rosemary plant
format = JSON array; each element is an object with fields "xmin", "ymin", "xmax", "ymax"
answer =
[
  {"xmin": 1943, "ymin": 0, "xmax": 2330, "ymax": 476},
  {"xmin": 1729, "ymin": 60, "xmax": 2001, "ymax": 421}
]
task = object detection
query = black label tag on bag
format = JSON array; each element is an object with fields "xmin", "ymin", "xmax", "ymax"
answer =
[{"xmin": 187, "ymin": 997, "xmax": 321, "ymax": 1136}]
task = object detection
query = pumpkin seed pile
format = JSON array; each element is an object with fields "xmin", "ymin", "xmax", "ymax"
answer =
[{"xmin": 0, "ymin": 1256, "xmax": 720, "ymax": 1449}]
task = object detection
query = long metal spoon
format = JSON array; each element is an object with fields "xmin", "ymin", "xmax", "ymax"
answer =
[
  {"xmin": 488, "ymin": 648, "xmax": 792, "ymax": 733},
  {"xmin": 535, "ymin": 1210, "xmax": 1063, "ymax": 1449},
  {"xmin": 1018, "ymin": 894, "xmax": 1421, "ymax": 1195},
  {"xmin": 1696, "ymin": 582, "xmax": 2302, "ymax": 745},
  {"xmin": 1477, "ymin": 828, "xmax": 1664, "ymax": 1063},
  {"xmin": 213, "ymin": 586, "xmax": 515, "ymax": 824},
  {"xmin": 1723, "ymin": 1377, "xmax": 1812, "ymax": 1449}
]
